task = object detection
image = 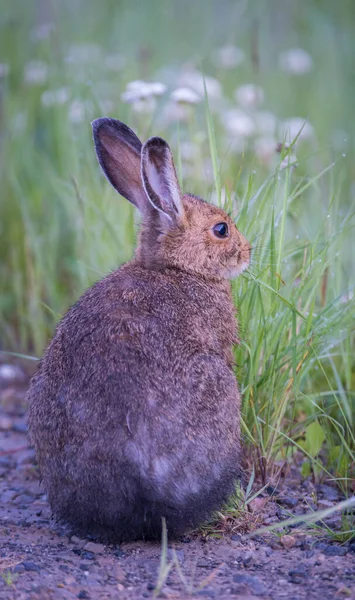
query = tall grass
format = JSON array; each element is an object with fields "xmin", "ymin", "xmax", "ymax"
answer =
[{"xmin": 0, "ymin": 0, "xmax": 354, "ymax": 492}]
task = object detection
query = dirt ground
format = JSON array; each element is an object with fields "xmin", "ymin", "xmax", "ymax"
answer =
[{"xmin": 0, "ymin": 364, "xmax": 354, "ymax": 600}]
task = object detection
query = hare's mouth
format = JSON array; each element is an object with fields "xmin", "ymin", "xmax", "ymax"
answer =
[{"xmin": 224, "ymin": 260, "xmax": 249, "ymax": 279}]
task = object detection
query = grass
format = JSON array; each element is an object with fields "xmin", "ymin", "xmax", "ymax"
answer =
[{"xmin": 0, "ymin": 0, "xmax": 354, "ymax": 515}]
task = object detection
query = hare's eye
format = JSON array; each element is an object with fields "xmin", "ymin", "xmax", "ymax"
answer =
[{"xmin": 212, "ymin": 222, "xmax": 229, "ymax": 239}]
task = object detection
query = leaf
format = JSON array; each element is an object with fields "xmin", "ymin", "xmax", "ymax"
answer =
[
  {"xmin": 301, "ymin": 460, "xmax": 311, "ymax": 478},
  {"xmin": 305, "ymin": 420, "xmax": 326, "ymax": 458}
]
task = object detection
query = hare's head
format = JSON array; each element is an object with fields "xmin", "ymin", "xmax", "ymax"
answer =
[{"xmin": 92, "ymin": 118, "xmax": 250, "ymax": 279}]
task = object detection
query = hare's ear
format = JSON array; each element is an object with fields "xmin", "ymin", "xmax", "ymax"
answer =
[
  {"xmin": 92, "ymin": 118, "xmax": 147, "ymax": 212},
  {"xmin": 141, "ymin": 137, "xmax": 184, "ymax": 224}
]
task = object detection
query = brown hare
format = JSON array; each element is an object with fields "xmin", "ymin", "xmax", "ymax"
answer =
[{"xmin": 27, "ymin": 118, "xmax": 251, "ymax": 541}]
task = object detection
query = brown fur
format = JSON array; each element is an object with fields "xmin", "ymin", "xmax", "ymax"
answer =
[{"xmin": 26, "ymin": 118, "xmax": 250, "ymax": 541}]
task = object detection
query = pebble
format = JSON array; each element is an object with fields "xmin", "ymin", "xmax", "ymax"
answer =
[
  {"xmin": 0, "ymin": 364, "xmax": 25, "ymax": 384},
  {"xmin": 167, "ymin": 547, "xmax": 185, "ymax": 562},
  {"xmin": 13, "ymin": 493, "xmax": 35, "ymax": 505},
  {"xmin": 21, "ymin": 561, "xmax": 41, "ymax": 572},
  {"xmin": 264, "ymin": 546, "xmax": 273, "ymax": 557},
  {"xmin": 1, "ymin": 490, "xmax": 17, "ymax": 503},
  {"xmin": 111, "ymin": 563, "xmax": 126, "ymax": 582},
  {"xmin": 278, "ymin": 496, "xmax": 298, "ymax": 508},
  {"xmin": 13, "ymin": 563, "xmax": 25, "ymax": 573},
  {"xmin": 280, "ymin": 535, "xmax": 296, "ymax": 549},
  {"xmin": 323, "ymin": 545, "xmax": 348, "ymax": 557},
  {"xmin": 83, "ymin": 541, "xmax": 105, "ymax": 554},
  {"xmin": 318, "ymin": 484, "xmax": 339, "ymax": 501},
  {"xmin": 0, "ymin": 416, "xmax": 12, "ymax": 431},
  {"xmin": 305, "ymin": 550, "xmax": 315, "ymax": 558},
  {"xmin": 232, "ymin": 573, "xmax": 267, "ymax": 595},
  {"xmin": 241, "ymin": 551, "xmax": 254, "ymax": 567},
  {"xmin": 12, "ymin": 422, "xmax": 28, "ymax": 434},
  {"xmin": 77, "ymin": 592, "xmax": 90, "ymax": 599},
  {"xmin": 71, "ymin": 535, "xmax": 85, "ymax": 546},
  {"xmin": 81, "ymin": 551, "xmax": 95, "ymax": 560},
  {"xmin": 288, "ymin": 564, "xmax": 309, "ymax": 584}
]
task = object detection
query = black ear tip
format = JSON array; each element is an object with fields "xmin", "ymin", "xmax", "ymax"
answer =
[{"xmin": 91, "ymin": 117, "xmax": 113, "ymax": 136}]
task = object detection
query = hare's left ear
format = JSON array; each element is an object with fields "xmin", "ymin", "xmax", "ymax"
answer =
[{"xmin": 141, "ymin": 137, "xmax": 184, "ymax": 224}]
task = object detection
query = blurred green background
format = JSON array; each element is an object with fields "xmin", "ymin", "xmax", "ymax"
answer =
[{"xmin": 0, "ymin": 0, "xmax": 354, "ymax": 491}]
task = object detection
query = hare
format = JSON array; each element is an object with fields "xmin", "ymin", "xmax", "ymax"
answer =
[{"xmin": 27, "ymin": 118, "xmax": 251, "ymax": 541}]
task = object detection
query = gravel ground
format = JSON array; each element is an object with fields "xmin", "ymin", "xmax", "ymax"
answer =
[{"xmin": 1, "ymin": 364, "xmax": 354, "ymax": 599}]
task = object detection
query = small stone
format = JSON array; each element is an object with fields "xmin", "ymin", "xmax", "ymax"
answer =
[
  {"xmin": 241, "ymin": 551, "xmax": 254, "ymax": 567},
  {"xmin": 278, "ymin": 496, "xmax": 298, "ymax": 508},
  {"xmin": 280, "ymin": 535, "xmax": 296, "ymax": 549},
  {"xmin": 13, "ymin": 564, "xmax": 25, "ymax": 573},
  {"xmin": 264, "ymin": 546, "xmax": 273, "ymax": 557},
  {"xmin": 249, "ymin": 497, "xmax": 268, "ymax": 512},
  {"xmin": 323, "ymin": 545, "xmax": 348, "ymax": 557},
  {"xmin": 112, "ymin": 563, "xmax": 126, "ymax": 582},
  {"xmin": 232, "ymin": 573, "xmax": 267, "ymax": 595},
  {"xmin": 167, "ymin": 548, "xmax": 185, "ymax": 562},
  {"xmin": 318, "ymin": 484, "xmax": 339, "ymax": 501},
  {"xmin": 147, "ymin": 582, "xmax": 155, "ymax": 590},
  {"xmin": 231, "ymin": 534, "xmax": 242, "ymax": 543},
  {"xmin": 12, "ymin": 422, "xmax": 28, "ymax": 433},
  {"xmin": 1, "ymin": 490, "xmax": 17, "ymax": 503},
  {"xmin": 305, "ymin": 550, "xmax": 315, "ymax": 558},
  {"xmin": 288, "ymin": 564, "xmax": 308, "ymax": 584},
  {"xmin": 21, "ymin": 561, "xmax": 41, "ymax": 572},
  {"xmin": 71, "ymin": 535, "xmax": 85, "ymax": 546},
  {"xmin": 0, "ymin": 416, "xmax": 12, "ymax": 431},
  {"xmin": 318, "ymin": 499, "xmax": 335, "ymax": 509},
  {"xmin": 77, "ymin": 592, "xmax": 90, "ymax": 599},
  {"xmin": 83, "ymin": 541, "xmax": 105, "ymax": 554},
  {"xmin": 314, "ymin": 541, "xmax": 328, "ymax": 551},
  {"xmin": 0, "ymin": 364, "xmax": 25, "ymax": 384},
  {"xmin": 13, "ymin": 493, "xmax": 34, "ymax": 505},
  {"xmin": 266, "ymin": 486, "xmax": 279, "ymax": 496},
  {"xmin": 81, "ymin": 551, "xmax": 95, "ymax": 560}
]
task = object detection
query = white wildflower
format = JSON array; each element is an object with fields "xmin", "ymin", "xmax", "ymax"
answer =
[
  {"xmin": 24, "ymin": 60, "xmax": 48, "ymax": 85},
  {"xmin": 222, "ymin": 109, "xmax": 255, "ymax": 137},
  {"xmin": 280, "ymin": 118, "xmax": 314, "ymax": 143},
  {"xmin": 30, "ymin": 22, "xmax": 55, "ymax": 41},
  {"xmin": 0, "ymin": 63, "xmax": 10, "ymax": 78},
  {"xmin": 279, "ymin": 48, "xmax": 313, "ymax": 75},
  {"xmin": 280, "ymin": 153, "xmax": 298, "ymax": 170},
  {"xmin": 162, "ymin": 101, "xmax": 192, "ymax": 124},
  {"xmin": 254, "ymin": 137, "xmax": 277, "ymax": 165},
  {"xmin": 104, "ymin": 54, "xmax": 126, "ymax": 71},
  {"xmin": 235, "ymin": 84, "xmax": 264, "ymax": 109},
  {"xmin": 179, "ymin": 70, "xmax": 222, "ymax": 100},
  {"xmin": 65, "ymin": 44, "xmax": 101, "ymax": 64},
  {"xmin": 68, "ymin": 100, "xmax": 87, "ymax": 123},
  {"xmin": 254, "ymin": 111, "xmax": 277, "ymax": 135},
  {"xmin": 212, "ymin": 45, "xmax": 245, "ymax": 69},
  {"xmin": 170, "ymin": 87, "xmax": 200, "ymax": 104},
  {"xmin": 99, "ymin": 99, "xmax": 115, "ymax": 113},
  {"xmin": 179, "ymin": 141, "xmax": 199, "ymax": 161},
  {"xmin": 41, "ymin": 87, "xmax": 70, "ymax": 107},
  {"xmin": 131, "ymin": 97, "xmax": 157, "ymax": 115},
  {"xmin": 121, "ymin": 80, "xmax": 167, "ymax": 103}
]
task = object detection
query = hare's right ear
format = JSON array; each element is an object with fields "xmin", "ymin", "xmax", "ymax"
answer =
[{"xmin": 92, "ymin": 118, "xmax": 147, "ymax": 212}]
